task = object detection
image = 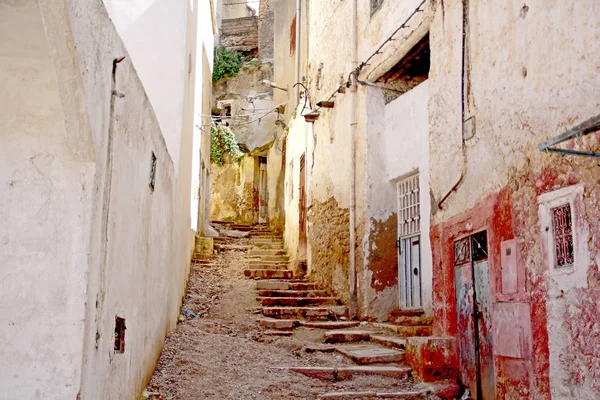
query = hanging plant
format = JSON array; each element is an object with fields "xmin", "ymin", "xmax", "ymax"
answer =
[
  {"xmin": 212, "ymin": 47, "xmax": 250, "ymax": 82},
  {"xmin": 210, "ymin": 123, "xmax": 243, "ymax": 166}
]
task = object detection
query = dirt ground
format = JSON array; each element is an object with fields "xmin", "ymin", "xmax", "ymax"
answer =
[{"xmin": 146, "ymin": 243, "xmax": 417, "ymax": 400}]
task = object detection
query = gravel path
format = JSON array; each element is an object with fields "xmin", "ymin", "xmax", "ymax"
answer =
[{"xmin": 146, "ymin": 243, "xmax": 417, "ymax": 400}]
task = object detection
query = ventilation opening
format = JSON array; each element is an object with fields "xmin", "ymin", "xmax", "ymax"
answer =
[
  {"xmin": 114, "ymin": 316, "xmax": 126, "ymax": 353},
  {"xmin": 149, "ymin": 152, "xmax": 157, "ymax": 192},
  {"xmin": 376, "ymin": 33, "xmax": 430, "ymax": 103}
]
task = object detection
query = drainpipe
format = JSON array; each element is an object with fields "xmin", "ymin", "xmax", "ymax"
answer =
[
  {"xmin": 294, "ymin": 0, "xmax": 301, "ymax": 102},
  {"xmin": 438, "ymin": 0, "xmax": 469, "ymax": 209},
  {"xmin": 348, "ymin": 0, "xmax": 358, "ymax": 316}
]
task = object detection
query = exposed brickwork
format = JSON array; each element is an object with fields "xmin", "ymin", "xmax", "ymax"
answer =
[{"xmin": 220, "ymin": 16, "xmax": 258, "ymax": 55}]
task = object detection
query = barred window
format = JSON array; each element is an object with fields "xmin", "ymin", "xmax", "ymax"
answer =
[
  {"xmin": 398, "ymin": 173, "xmax": 420, "ymax": 238},
  {"xmin": 551, "ymin": 203, "xmax": 574, "ymax": 268}
]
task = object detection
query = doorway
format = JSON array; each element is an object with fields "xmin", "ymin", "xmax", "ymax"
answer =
[
  {"xmin": 397, "ymin": 173, "xmax": 422, "ymax": 309},
  {"xmin": 298, "ymin": 154, "xmax": 307, "ymax": 257},
  {"xmin": 258, "ymin": 157, "xmax": 268, "ymax": 223},
  {"xmin": 453, "ymin": 230, "xmax": 495, "ymax": 399}
]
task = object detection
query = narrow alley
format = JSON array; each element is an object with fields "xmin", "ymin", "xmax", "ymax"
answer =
[
  {"xmin": 2, "ymin": 0, "xmax": 599, "ymax": 399},
  {"xmin": 147, "ymin": 223, "xmax": 457, "ymax": 399}
]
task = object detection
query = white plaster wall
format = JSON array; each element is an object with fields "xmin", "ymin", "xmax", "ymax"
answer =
[
  {"xmin": 191, "ymin": 1, "xmax": 215, "ymax": 232},
  {"xmin": 283, "ymin": 103, "xmax": 311, "ymax": 260},
  {"xmin": 0, "ymin": 2, "xmax": 94, "ymax": 398},
  {"xmin": 60, "ymin": 0, "xmax": 195, "ymax": 398},
  {"xmin": 103, "ymin": 0, "xmax": 188, "ymax": 170},
  {"xmin": 383, "ymin": 81, "xmax": 432, "ymax": 315}
]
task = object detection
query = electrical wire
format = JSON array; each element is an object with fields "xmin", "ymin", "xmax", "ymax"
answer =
[{"xmin": 310, "ymin": 0, "xmax": 427, "ymax": 114}]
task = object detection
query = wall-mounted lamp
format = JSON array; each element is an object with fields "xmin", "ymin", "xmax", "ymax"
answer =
[{"xmin": 262, "ymin": 80, "xmax": 288, "ymax": 92}]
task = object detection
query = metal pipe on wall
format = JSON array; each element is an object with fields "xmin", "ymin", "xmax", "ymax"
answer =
[
  {"xmin": 348, "ymin": 0, "xmax": 358, "ymax": 316},
  {"xmin": 295, "ymin": 0, "xmax": 301, "ymax": 101}
]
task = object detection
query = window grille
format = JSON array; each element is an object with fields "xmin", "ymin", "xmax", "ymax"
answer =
[
  {"xmin": 371, "ymin": 0, "xmax": 384, "ymax": 15},
  {"xmin": 551, "ymin": 203, "xmax": 574, "ymax": 268},
  {"xmin": 398, "ymin": 174, "xmax": 420, "ymax": 238}
]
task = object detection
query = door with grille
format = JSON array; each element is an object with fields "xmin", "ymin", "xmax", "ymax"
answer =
[{"xmin": 397, "ymin": 173, "xmax": 422, "ymax": 309}]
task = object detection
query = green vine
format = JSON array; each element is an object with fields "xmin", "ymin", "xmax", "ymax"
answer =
[
  {"xmin": 210, "ymin": 123, "xmax": 243, "ymax": 166},
  {"xmin": 212, "ymin": 47, "xmax": 250, "ymax": 82}
]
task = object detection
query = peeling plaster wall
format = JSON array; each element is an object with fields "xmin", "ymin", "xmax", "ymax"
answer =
[
  {"xmin": 301, "ymin": 0, "xmax": 430, "ymax": 317},
  {"xmin": 360, "ymin": 81, "xmax": 432, "ymax": 321},
  {"xmin": 210, "ymin": 156, "xmax": 258, "ymax": 224},
  {"xmin": 428, "ymin": 0, "xmax": 600, "ymax": 398}
]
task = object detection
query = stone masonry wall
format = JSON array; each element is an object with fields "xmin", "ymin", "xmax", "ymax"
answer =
[
  {"xmin": 307, "ymin": 197, "xmax": 351, "ymax": 305},
  {"xmin": 220, "ymin": 16, "xmax": 258, "ymax": 54}
]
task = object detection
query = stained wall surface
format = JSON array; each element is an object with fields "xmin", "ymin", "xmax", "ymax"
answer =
[{"xmin": 428, "ymin": 1, "xmax": 600, "ymax": 398}]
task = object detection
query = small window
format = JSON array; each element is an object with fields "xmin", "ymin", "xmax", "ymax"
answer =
[
  {"xmin": 149, "ymin": 152, "xmax": 157, "ymax": 192},
  {"xmin": 114, "ymin": 316, "xmax": 126, "ymax": 353},
  {"xmin": 551, "ymin": 203, "xmax": 574, "ymax": 268},
  {"xmin": 371, "ymin": 0, "xmax": 384, "ymax": 16}
]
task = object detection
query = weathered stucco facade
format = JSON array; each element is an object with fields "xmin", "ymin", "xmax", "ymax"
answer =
[
  {"xmin": 210, "ymin": 0, "xmax": 281, "ymax": 230},
  {"xmin": 275, "ymin": 0, "xmax": 433, "ymax": 320},
  {"xmin": 273, "ymin": 1, "xmax": 600, "ymax": 397},
  {"xmin": 427, "ymin": 0, "xmax": 600, "ymax": 398},
  {"xmin": 0, "ymin": 0, "xmax": 213, "ymax": 398}
]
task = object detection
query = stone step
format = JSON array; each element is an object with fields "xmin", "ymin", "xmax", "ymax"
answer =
[
  {"xmin": 287, "ymin": 365, "xmax": 412, "ymax": 380},
  {"xmin": 253, "ymin": 243, "xmax": 284, "ymax": 249},
  {"xmin": 335, "ymin": 344, "xmax": 406, "ymax": 364},
  {"xmin": 323, "ymin": 330, "xmax": 379, "ymax": 343},
  {"xmin": 262, "ymin": 306, "xmax": 347, "ymax": 320},
  {"xmin": 249, "ymin": 249, "xmax": 287, "ymax": 256},
  {"xmin": 247, "ymin": 255, "xmax": 289, "ymax": 262},
  {"xmin": 249, "ymin": 238, "xmax": 283, "ymax": 242},
  {"xmin": 248, "ymin": 260, "xmax": 289, "ymax": 267},
  {"xmin": 369, "ymin": 335, "xmax": 407, "ymax": 350},
  {"xmin": 318, "ymin": 391, "xmax": 426, "ymax": 400},
  {"xmin": 257, "ymin": 296, "xmax": 339, "ymax": 307},
  {"xmin": 299, "ymin": 321, "xmax": 361, "ymax": 329},
  {"xmin": 244, "ymin": 269, "xmax": 292, "ymax": 279},
  {"xmin": 216, "ymin": 244, "xmax": 253, "ymax": 252},
  {"xmin": 371, "ymin": 323, "xmax": 433, "ymax": 337},
  {"xmin": 389, "ymin": 315, "xmax": 433, "ymax": 326},
  {"xmin": 257, "ymin": 289, "xmax": 329, "ymax": 298},
  {"xmin": 246, "ymin": 264, "xmax": 290, "ymax": 271},
  {"xmin": 255, "ymin": 281, "xmax": 319, "ymax": 291},
  {"xmin": 256, "ymin": 318, "xmax": 297, "ymax": 330},
  {"xmin": 263, "ymin": 330, "xmax": 293, "ymax": 336}
]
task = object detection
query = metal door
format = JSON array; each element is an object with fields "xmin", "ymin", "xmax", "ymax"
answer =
[
  {"xmin": 399, "ymin": 235, "xmax": 422, "ymax": 308},
  {"xmin": 454, "ymin": 231, "xmax": 495, "ymax": 400},
  {"xmin": 397, "ymin": 173, "xmax": 422, "ymax": 309}
]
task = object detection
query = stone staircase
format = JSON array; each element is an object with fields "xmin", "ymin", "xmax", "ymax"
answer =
[
  {"xmin": 232, "ymin": 223, "xmax": 460, "ymax": 399},
  {"xmin": 241, "ymin": 228, "xmax": 349, "ymax": 325}
]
